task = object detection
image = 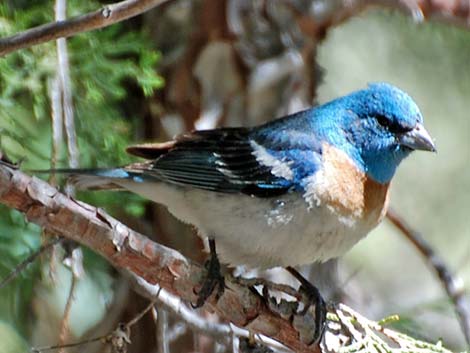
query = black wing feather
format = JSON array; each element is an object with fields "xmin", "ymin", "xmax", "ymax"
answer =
[{"xmin": 136, "ymin": 128, "xmax": 292, "ymax": 197}]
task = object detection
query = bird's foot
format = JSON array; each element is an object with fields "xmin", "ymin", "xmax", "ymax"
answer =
[
  {"xmin": 235, "ymin": 276, "xmax": 301, "ymax": 318},
  {"xmin": 192, "ymin": 239, "xmax": 225, "ymax": 308},
  {"xmin": 235, "ymin": 276, "xmax": 300, "ymax": 299},
  {"xmin": 287, "ymin": 266, "xmax": 327, "ymax": 345},
  {"xmin": 235, "ymin": 271, "xmax": 327, "ymax": 344}
]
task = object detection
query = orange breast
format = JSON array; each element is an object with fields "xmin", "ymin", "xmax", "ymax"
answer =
[{"xmin": 304, "ymin": 144, "xmax": 390, "ymax": 227}]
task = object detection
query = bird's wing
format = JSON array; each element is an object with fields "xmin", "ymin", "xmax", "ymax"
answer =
[
  {"xmin": 127, "ymin": 128, "xmax": 291, "ymax": 197},
  {"xmin": 126, "ymin": 124, "xmax": 322, "ymax": 197}
]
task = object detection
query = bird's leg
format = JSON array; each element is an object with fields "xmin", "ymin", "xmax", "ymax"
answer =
[
  {"xmin": 286, "ymin": 266, "xmax": 327, "ymax": 343},
  {"xmin": 192, "ymin": 238, "xmax": 225, "ymax": 308}
]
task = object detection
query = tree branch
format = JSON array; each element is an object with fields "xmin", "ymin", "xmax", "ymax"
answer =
[
  {"xmin": 0, "ymin": 163, "xmax": 320, "ymax": 353},
  {"xmin": 0, "ymin": 0, "xmax": 172, "ymax": 57},
  {"xmin": 130, "ymin": 275, "xmax": 291, "ymax": 352},
  {"xmin": 387, "ymin": 209, "xmax": 470, "ymax": 347},
  {"xmin": 0, "ymin": 163, "xmax": 459, "ymax": 352},
  {"xmin": 2, "ymin": 0, "xmax": 470, "ymax": 58}
]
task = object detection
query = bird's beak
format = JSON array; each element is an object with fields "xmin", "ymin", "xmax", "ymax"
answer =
[{"xmin": 398, "ymin": 123, "xmax": 436, "ymax": 152}]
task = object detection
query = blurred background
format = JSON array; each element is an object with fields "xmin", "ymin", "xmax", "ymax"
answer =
[{"xmin": 0, "ymin": 1, "xmax": 469, "ymax": 352}]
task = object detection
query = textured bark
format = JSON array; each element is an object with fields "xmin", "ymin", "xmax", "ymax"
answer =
[
  {"xmin": 0, "ymin": 164, "xmax": 321, "ymax": 353},
  {"xmin": 2, "ymin": 0, "xmax": 469, "ymax": 350}
]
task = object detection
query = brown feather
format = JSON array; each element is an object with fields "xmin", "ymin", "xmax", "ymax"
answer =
[{"xmin": 126, "ymin": 141, "xmax": 176, "ymax": 159}]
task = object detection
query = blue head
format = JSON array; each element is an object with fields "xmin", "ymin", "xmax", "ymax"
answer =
[{"xmin": 317, "ymin": 83, "xmax": 435, "ymax": 184}]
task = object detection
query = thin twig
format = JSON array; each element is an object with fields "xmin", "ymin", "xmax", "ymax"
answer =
[
  {"xmin": 58, "ymin": 273, "xmax": 78, "ymax": 353},
  {"xmin": 167, "ymin": 322, "xmax": 187, "ymax": 343},
  {"xmin": 0, "ymin": 0, "xmax": 172, "ymax": 57},
  {"xmin": 386, "ymin": 208, "xmax": 470, "ymax": 346},
  {"xmin": 0, "ymin": 237, "xmax": 62, "ymax": 290},
  {"xmin": 33, "ymin": 298, "xmax": 158, "ymax": 352},
  {"xmin": 32, "ymin": 336, "xmax": 105, "ymax": 353},
  {"xmin": 49, "ymin": 77, "xmax": 63, "ymax": 185},
  {"xmin": 127, "ymin": 298, "xmax": 158, "ymax": 327},
  {"xmin": 155, "ymin": 306, "xmax": 170, "ymax": 353},
  {"xmin": 54, "ymin": 0, "xmax": 79, "ymax": 173}
]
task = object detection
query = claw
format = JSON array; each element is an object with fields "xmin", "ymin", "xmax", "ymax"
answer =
[
  {"xmin": 286, "ymin": 266, "xmax": 327, "ymax": 344},
  {"xmin": 191, "ymin": 239, "xmax": 225, "ymax": 308}
]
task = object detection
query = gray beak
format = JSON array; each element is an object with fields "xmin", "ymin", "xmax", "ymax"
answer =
[{"xmin": 398, "ymin": 123, "xmax": 436, "ymax": 152}]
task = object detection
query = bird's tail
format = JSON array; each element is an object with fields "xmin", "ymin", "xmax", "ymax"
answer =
[{"xmin": 31, "ymin": 168, "xmax": 137, "ymax": 190}]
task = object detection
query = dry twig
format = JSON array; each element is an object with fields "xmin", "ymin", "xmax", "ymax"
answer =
[
  {"xmin": 387, "ymin": 208, "xmax": 470, "ymax": 347},
  {"xmin": 54, "ymin": 0, "xmax": 79, "ymax": 172},
  {"xmin": 58, "ymin": 273, "xmax": 77, "ymax": 353},
  {"xmin": 0, "ymin": 0, "xmax": 173, "ymax": 57},
  {"xmin": 0, "ymin": 236, "xmax": 62, "ymax": 290},
  {"xmin": 33, "ymin": 299, "xmax": 157, "ymax": 352}
]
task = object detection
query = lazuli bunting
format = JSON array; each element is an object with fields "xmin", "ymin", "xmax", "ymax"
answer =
[
  {"xmin": 66, "ymin": 82, "xmax": 434, "ymax": 269},
  {"xmin": 42, "ymin": 83, "xmax": 435, "ymax": 337}
]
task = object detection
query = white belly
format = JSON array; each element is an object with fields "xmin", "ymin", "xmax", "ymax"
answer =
[{"xmin": 117, "ymin": 180, "xmax": 378, "ymax": 269}]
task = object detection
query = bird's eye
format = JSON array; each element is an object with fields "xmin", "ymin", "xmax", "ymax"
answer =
[
  {"xmin": 375, "ymin": 114, "xmax": 409, "ymax": 134},
  {"xmin": 376, "ymin": 115, "xmax": 391, "ymax": 128}
]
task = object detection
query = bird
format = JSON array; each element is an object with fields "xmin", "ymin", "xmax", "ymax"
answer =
[{"xmin": 37, "ymin": 82, "xmax": 435, "ymax": 340}]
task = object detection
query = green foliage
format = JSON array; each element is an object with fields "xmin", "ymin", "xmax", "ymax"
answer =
[
  {"xmin": 0, "ymin": 321, "xmax": 28, "ymax": 353},
  {"xmin": 0, "ymin": 207, "xmax": 41, "ymax": 336},
  {"xmin": 0, "ymin": 1, "xmax": 164, "ymax": 168},
  {"xmin": 0, "ymin": 0, "xmax": 163, "ymax": 341},
  {"xmin": 69, "ymin": 23, "xmax": 163, "ymax": 167}
]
